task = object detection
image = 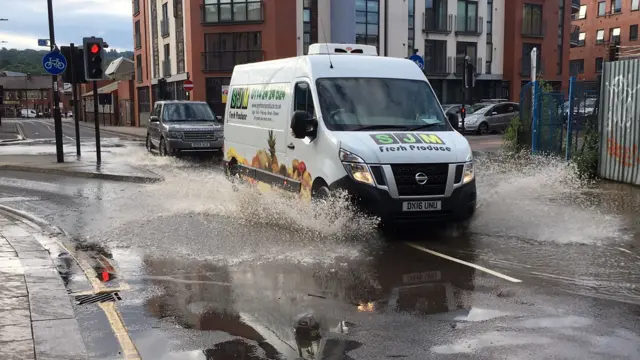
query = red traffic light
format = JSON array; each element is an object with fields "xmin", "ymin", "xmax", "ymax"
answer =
[{"xmin": 90, "ymin": 44, "xmax": 100, "ymax": 54}]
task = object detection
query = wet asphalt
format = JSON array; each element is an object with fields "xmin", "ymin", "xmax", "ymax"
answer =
[{"xmin": 1, "ymin": 141, "xmax": 639, "ymax": 359}]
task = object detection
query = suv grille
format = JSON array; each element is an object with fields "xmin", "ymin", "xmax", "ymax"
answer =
[
  {"xmin": 391, "ymin": 163, "xmax": 448, "ymax": 196},
  {"xmin": 183, "ymin": 131, "xmax": 218, "ymax": 141}
]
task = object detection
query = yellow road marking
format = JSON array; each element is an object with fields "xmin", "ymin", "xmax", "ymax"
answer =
[
  {"xmin": 99, "ymin": 302, "xmax": 141, "ymax": 359},
  {"xmin": 405, "ymin": 242, "xmax": 522, "ymax": 283}
]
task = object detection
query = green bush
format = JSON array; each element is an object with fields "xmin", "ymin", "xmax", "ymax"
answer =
[{"xmin": 571, "ymin": 118, "xmax": 599, "ymax": 179}]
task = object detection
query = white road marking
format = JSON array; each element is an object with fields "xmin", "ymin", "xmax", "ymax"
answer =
[
  {"xmin": 405, "ymin": 242, "xmax": 522, "ymax": 283},
  {"xmin": 0, "ymin": 197, "xmax": 41, "ymax": 202}
]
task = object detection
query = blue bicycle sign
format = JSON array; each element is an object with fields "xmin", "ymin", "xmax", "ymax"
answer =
[{"xmin": 42, "ymin": 50, "xmax": 67, "ymax": 75}]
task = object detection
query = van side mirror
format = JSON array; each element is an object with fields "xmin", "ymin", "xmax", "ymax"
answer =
[
  {"xmin": 149, "ymin": 115, "xmax": 159, "ymax": 123},
  {"xmin": 447, "ymin": 113, "xmax": 459, "ymax": 130},
  {"xmin": 290, "ymin": 111, "xmax": 317, "ymax": 139}
]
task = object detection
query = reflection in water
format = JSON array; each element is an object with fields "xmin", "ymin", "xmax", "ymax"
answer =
[{"xmin": 138, "ymin": 235, "xmax": 479, "ymax": 358}]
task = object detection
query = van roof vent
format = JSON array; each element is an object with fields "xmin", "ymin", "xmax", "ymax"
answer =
[{"xmin": 307, "ymin": 43, "xmax": 378, "ymax": 56}]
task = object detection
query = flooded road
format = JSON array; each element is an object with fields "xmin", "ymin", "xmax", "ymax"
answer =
[{"xmin": 1, "ymin": 142, "xmax": 639, "ymax": 359}]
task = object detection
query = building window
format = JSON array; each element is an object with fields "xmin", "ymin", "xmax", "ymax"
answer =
[
  {"xmin": 578, "ymin": 5, "xmax": 586, "ymax": 19},
  {"xmin": 424, "ymin": 40, "xmax": 448, "ymax": 74},
  {"xmin": 456, "ymin": 0, "xmax": 479, "ymax": 33},
  {"xmin": 611, "ymin": 0, "xmax": 621, "ymax": 13},
  {"xmin": 596, "ymin": 29, "xmax": 604, "ymax": 44},
  {"xmin": 136, "ymin": 54, "xmax": 142, "ymax": 82},
  {"xmin": 134, "ymin": 21, "xmax": 141, "ymax": 49},
  {"xmin": 522, "ymin": 3, "xmax": 543, "ymax": 36},
  {"xmin": 569, "ymin": 59, "xmax": 584, "ymax": 75},
  {"xmin": 558, "ymin": 0, "xmax": 564, "ymax": 75},
  {"xmin": 522, "ymin": 43, "xmax": 541, "ymax": 76},
  {"xmin": 630, "ymin": 25, "xmax": 639, "ymax": 41},
  {"xmin": 303, "ymin": 0, "xmax": 318, "ymax": 55},
  {"xmin": 408, "ymin": 0, "xmax": 415, "ymax": 57},
  {"xmin": 633, "ymin": 0, "xmax": 639, "ymax": 11},
  {"xmin": 356, "ymin": 0, "xmax": 379, "ymax": 50},
  {"xmin": 133, "ymin": 0, "xmax": 139, "ymax": 15},
  {"xmin": 202, "ymin": 0, "xmax": 263, "ymax": 23},
  {"xmin": 597, "ymin": 1, "xmax": 605, "ymax": 16},
  {"xmin": 595, "ymin": 57, "xmax": 603, "ymax": 73},
  {"xmin": 456, "ymin": 41, "xmax": 477, "ymax": 75},
  {"xmin": 485, "ymin": 42, "xmax": 492, "ymax": 74},
  {"xmin": 610, "ymin": 27, "xmax": 621, "ymax": 43},
  {"xmin": 202, "ymin": 32, "xmax": 263, "ymax": 72},
  {"xmin": 425, "ymin": 0, "xmax": 449, "ymax": 33},
  {"xmin": 578, "ymin": 32, "xmax": 585, "ymax": 46},
  {"xmin": 161, "ymin": 3, "xmax": 169, "ymax": 37}
]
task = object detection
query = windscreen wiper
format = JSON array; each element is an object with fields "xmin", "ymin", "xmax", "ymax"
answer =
[
  {"xmin": 408, "ymin": 123, "xmax": 444, "ymax": 131},
  {"xmin": 351, "ymin": 125, "xmax": 409, "ymax": 131}
]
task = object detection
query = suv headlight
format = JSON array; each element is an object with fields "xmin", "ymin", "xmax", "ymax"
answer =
[
  {"xmin": 339, "ymin": 149, "xmax": 374, "ymax": 186},
  {"xmin": 167, "ymin": 131, "xmax": 183, "ymax": 139}
]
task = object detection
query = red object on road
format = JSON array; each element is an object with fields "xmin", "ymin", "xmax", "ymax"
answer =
[{"xmin": 184, "ymin": 80, "xmax": 194, "ymax": 92}]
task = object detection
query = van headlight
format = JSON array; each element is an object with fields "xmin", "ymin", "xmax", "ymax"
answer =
[
  {"xmin": 339, "ymin": 149, "xmax": 374, "ymax": 186},
  {"xmin": 463, "ymin": 161, "xmax": 474, "ymax": 184}
]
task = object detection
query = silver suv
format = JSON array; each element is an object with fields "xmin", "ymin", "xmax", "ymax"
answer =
[{"xmin": 146, "ymin": 101, "xmax": 224, "ymax": 156}]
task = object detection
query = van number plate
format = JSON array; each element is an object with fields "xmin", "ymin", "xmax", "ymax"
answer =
[{"xmin": 402, "ymin": 201, "xmax": 441, "ymax": 211}]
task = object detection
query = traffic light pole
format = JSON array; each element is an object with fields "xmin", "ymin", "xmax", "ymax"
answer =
[
  {"xmin": 92, "ymin": 80, "xmax": 101, "ymax": 164},
  {"xmin": 47, "ymin": 0, "xmax": 64, "ymax": 163},
  {"xmin": 69, "ymin": 43, "xmax": 81, "ymax": 157}
]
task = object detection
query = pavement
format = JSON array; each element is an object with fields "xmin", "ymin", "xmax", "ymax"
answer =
[{"xmin": 0, "ymin": 209, "xmax": 89, "ymax": 360}]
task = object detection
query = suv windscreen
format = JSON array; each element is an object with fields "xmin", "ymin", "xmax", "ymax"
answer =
[
  {"xmin": 162, "ymin": 103, "xmax": 217, "ymax": 122},
  {"xmin": 316, "ymin": 77, "xmax": 451, "ymax": 132}
]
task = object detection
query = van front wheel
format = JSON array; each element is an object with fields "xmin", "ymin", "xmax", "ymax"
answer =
[{"xmin": 312, "ymin": 185, "xmax": 331, "ymax": 200}]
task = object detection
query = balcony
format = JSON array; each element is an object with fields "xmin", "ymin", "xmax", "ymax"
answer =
[
  {"xmin": 455, "ymin": 15, "xmax": 483, "ymax": 35},
  {"xmin": 201, "ymin": 50, "xmax": 264, "ymax": 72},
  {"xmin": 570, "ymin": 25, "xmax": 580, "ymax": 47},
  {"xmin": 571, "ymin": 0, "xmax": 580, "ymax": 13},
  {"xmin": 423, "ymin": 55, "xmax": 451, "ymax": 76},
  {"xmin": 160, "ymin": 19, "xmax": 169, "ymax": 37},
  {"xmin": 423, "ymin": 12, "xmax": 453, "ymax": 34},
  {"xmin": 201, "ymin": 1, "xmax": 264, "ymax": 24},
  {"xmin": 454, "ymin": 57, "xmax": 483, "ymax": 76},
  {"xmin": 162, "ymin": 59, "xmax": 171, "ymax": 78}
]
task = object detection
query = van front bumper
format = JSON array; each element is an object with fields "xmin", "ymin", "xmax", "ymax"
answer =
[{"xmin": 329, "ymin": 176, "xmax": 476, "ymax": 224}]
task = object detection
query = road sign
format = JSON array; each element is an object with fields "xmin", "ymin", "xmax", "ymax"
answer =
[
  {"xmin": 409, "ymin": 54, "xmax": 424, "ymax": 70},
  {"xmin": 184, "ymin": 79, "xmax": 194, "ymax": 91},
  {"xmin": 42, "ymin": 50, "xmax": 67, "ymax": 76},
  {"xmin": 37, "ymin": 39, "xmax": 49, "ymax": 47}
]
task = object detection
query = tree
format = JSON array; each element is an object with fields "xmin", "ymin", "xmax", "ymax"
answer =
[{"xmin": 0, "ymin": 47, "xmax": 133, "ymax": 75}]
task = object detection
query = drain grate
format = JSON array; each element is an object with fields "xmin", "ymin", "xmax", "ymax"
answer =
[{"xmin": 75, "ymin": 292, "xmax": 122, "ymax": 305}]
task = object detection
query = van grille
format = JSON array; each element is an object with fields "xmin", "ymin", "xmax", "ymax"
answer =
[
  {"xmin": 183, "ymin": 131, "xmax": 219, "ymax": 141},
  {"xmin": 391, "ymin": 163, "xmax": 448, "ymax": 196}
]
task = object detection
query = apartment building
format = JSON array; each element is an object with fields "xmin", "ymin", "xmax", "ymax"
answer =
[
  {"xmin": 502, "ymin": 0, "xmax": 577, "ymax": 100},
  {"xmin": 570, "ymin": 0, "xmax": 639, "ymax": 80}
]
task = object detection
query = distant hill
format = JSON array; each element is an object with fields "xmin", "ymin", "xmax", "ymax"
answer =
[{"xmin": 0, "ymin": 48, "xmax": 134, "ymax": 75}]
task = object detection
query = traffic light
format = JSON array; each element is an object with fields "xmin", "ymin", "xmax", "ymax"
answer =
[
  {"xmin": 464, "ymin": 61, "xmax": 475, "ymax": 88},
  {"xmin": 61, "ymin": 46, "xmax": 87, "ymax": 84},
  {"xmin": 83, "ymin": 37, "xmax": 105, "ymax": 81},
  {"xmin": 158, "ymin": 78, "xmax": 167, "ymax": 100}
]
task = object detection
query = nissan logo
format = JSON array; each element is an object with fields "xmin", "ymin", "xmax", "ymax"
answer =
[{"xmin": 415, "ymin": 172, "xmax": 429, "ymax": 185}]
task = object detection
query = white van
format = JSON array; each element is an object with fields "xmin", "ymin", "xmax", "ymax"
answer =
[
  {"xmin": 223, "ymin": 43, "xmax": 476, "ymax": 224},
  {"xmin": 21, "ymin": 109, "xmax": 37, "ymax": 118}
]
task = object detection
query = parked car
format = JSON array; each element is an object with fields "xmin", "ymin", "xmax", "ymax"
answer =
[
  {"xmin": 479, "ymin": 98, "xmax": 509, "ymax": 104},
  {"xmin": 146, "ymin": 100, "xmax": 224, "ymax": 156},
  {"xmin": 460, "ymin": 102, "xmax": 520, "ymax": 134}
]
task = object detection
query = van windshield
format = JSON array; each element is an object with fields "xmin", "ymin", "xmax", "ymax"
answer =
[{"xmin": 315, "ymin": 78, "xmax": 450, "ymax": 131}]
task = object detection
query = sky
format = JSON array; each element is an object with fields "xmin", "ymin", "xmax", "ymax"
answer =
[{"xmin": 0, "ymin": 0, "xmax": 132, "ymax": 51}]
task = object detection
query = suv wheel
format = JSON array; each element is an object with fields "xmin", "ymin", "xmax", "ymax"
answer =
[{"xmin": 159, "ymin": 138, "xmax": 168, "ymax": 156}]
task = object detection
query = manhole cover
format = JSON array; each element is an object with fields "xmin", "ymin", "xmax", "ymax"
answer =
[{"xmin": 75, "ymin": 292, "xmax": 122, "ymax": 305}]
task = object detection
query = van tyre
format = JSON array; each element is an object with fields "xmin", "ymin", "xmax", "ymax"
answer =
[
  {"xmin": 477, "ymin": 122, "xmax": 489, "ymax": 135},
  {"xmin": 312, "ymin": 186, "xmax": 331, "ymax": 200}
]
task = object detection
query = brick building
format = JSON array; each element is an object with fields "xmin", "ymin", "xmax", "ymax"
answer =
[
  {"xmin": 570, "ymin": 0, "xmax": 639, "ymax": 80},
  {"xmin": 0, "ymin": 74, "xmax": 69, "ymax": 117}
]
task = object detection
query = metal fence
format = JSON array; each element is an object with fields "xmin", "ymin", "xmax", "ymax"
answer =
[
  {"xmin": 565, "ymin": 77, "xmax": 600, "ymax": 161},
  {"xmin": 518, "ymin": 81, "xmax": 566, "ymax": 155},
  {"xmin": 598, "ymin": 59, "xmax": 640, "ymax": 185}
]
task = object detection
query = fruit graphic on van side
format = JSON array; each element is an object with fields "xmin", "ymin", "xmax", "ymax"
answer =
[{"xmin": 225, "ymin": 130, "xmax": 312, "ymax": 199}]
